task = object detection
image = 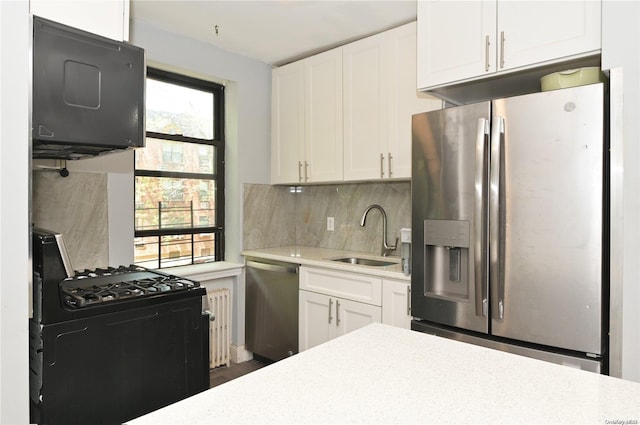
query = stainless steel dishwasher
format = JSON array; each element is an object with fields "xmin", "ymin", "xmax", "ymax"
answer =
[{"xmin": 245, "ymin": 257, "xmax": 299, "ymax": 361}]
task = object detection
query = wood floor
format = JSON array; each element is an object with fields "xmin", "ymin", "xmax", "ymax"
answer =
[{"xmin": 209, "ymin": 358, "xmax": 269, "ymax": 388}]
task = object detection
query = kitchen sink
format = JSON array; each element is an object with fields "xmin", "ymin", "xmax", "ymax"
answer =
[{"xmin": 330, "ymin": 257, "xmax": 397, "ymax": 267}]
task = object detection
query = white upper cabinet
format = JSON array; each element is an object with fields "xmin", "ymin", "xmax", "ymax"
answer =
[
  {"xmin": 304, "ymin": 49, "xmax": 344, "ymax": 183},
  {"xmin": 271, "ymin": 61, "xmax": 305, "ymax": 184},
  {"xmin": 497, "ymin": 1, "xmax": 601, "ymax": 72},
  {"xmin": 273, "ymin": 21, "xmax": 441, "ymax": 184},
  {"xmin": 30, "ymin": 0, "xmax": 130, "ymax": 41},
  {"xmin": 271, "ymin": 48, "xmax": 343, "ymax": 184},
  {"xmin": 389, "ymin": 23, "xmax": 443, "ymax": 179},
  {"xmin": 344, "ymin": 22, "xmax": 441, "ymax": 181},
  {"xmin": 343, "ymin": 30, "xmax": 389, "ymax": 181},
  {"xmin": 417, "ymin": 0, "xmax": 601, "ymax": 90},
  {"xmin": 417, "ymin": 1, "xmax": 497, "ymax": 90}
]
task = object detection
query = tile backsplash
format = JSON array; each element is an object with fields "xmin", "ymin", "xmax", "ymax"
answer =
[
  {"xmin": 32, "ymin": 174, "xmax": 411, "ymax": 269},
  {"xmin": 243, "ymin": 182, "xmax": 410, "ymax": 256},
  {"xmin": 32, "ymin": 170, "xmax": 109, "ymax": 270}
]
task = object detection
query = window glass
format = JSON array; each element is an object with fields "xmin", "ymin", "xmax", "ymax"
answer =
[
  {"xmin": 135, "ymin": 177, "xmax": 216, "ymax": 230},
  {"xmin": 135, "ymin": 138, "xmax": 216, "ymax": 174},
  {"xmin": 146, "ymin": 78, "xmax": 214, "ymax": 139}
]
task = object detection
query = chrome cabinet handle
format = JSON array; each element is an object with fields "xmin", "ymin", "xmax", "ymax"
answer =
[
  {"xmin": 485, "ymin": 35, "xmax": 490, "ymax": 71},
  {"xmin": 407, "ymin": 286, "xmax": 411, "ymax": 316},
  {"xmin": 380, "ymin": 153, "xmax": 385, "ymax": 178},
  {"xmin": 304, "ymin": 161, "xmax": 309, "ymax": 182},
  {"xmin": 336, "ymin": 300, "xmax": 340, "ymax": 326},
  {"xmin": 388, "ymin": 153, "xmax": 392, "ymax": 178},
  {"xmin": 500, "ymin": 31, "xmax": 505, "ymax": 69},
  {"xmin": 498, "ymin": 300, "xmax": 504, "ymax": 320},
  {"xmin": 328, "ymin": 298, "xmax": 333, "ymax": 324},
  {"xmin": 298, "ymin": 161, "xmax": 302, "ymax": 182}
]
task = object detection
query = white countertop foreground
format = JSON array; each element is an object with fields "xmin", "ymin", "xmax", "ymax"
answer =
[{"xmin": 128, "ymin": 323, "xmax": 639, "ymax": 425}]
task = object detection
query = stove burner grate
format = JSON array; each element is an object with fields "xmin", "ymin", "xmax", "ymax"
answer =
[{"xmin": 60, "ymin": 266, "xmax": 200, "ymax": 309}]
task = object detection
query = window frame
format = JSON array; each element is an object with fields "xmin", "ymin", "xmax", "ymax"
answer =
[{"xmin": 134, "ymin": 68, "xmax": 225, "ymax": 267}]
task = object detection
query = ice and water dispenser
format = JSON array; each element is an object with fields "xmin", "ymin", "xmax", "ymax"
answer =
[{"xmin": 423, "ymin": 219, "xmax": 471, "ymax": 299}]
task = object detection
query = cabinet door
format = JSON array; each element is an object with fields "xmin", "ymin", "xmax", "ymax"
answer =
[
  {"xmin": 336, "ymin": 298, "xmax": 382, "ymax": 337},
  {"xmin": 271, "ymin": 61, "xmax": 304, "ymax": 184},
  {"xmin": 388, "ymin": 22, "xmax": 443, "ymax": 179},
  {"xmin": 382, "ymin": 279, "xmax": 411, "ymax": 329},
  {"xmin": 417, "ymin": 0, "xmax": 497, "ymax": 90},
  {"xmin": 343, "ymin": 31, "xmax": 389, "ymax": 181},
  {"xmin": 304, "ymin": 48, "xmax": 343, "ymax": 183},
  {"xmin": 30, "ymin": 0, "xmax": 129, "ymax": 41},
  {"xmin": 497, "ymin": 1, "xmax": 601, "ymax": 72},
  {"xmin": 299, "ymin": 290, "xmax": 335, "ymax": 351}
]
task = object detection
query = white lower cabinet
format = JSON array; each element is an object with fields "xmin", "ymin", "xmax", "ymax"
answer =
[
  {"xmin": 299, "ymin": 290, "xmax": 381, "ymax": 351},
  {"xmin": 299, "ymin": 290, "xmax": 336, "ymax": 350},
  {"xmin": 382, "ymin": 279, "xmax": 412, "ymax": 329},
  {"xmin": 298, "ymin": 266, "xmax": 410, "ymax": 351},
  {"xmin": 299, "ymin": 266, "xmax": 382, "ymax": 351}
]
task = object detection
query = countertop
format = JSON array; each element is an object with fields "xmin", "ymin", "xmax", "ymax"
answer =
[
  {"xmin": 241, "ymin": 246, "xmax": 409, "ymax": 281},
  {"xmin": 128, "ymin": 323, "xmax": 640, "ymax": 425}
]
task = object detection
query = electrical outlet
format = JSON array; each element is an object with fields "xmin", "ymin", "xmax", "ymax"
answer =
[{"xmin": 327, "ymin": 217, "xmax": 335, "ymax": 231}]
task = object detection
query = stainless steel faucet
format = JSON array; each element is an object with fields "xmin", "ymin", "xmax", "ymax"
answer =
[{"xmin": 360, "ymin": 204, "xmax": 398, "ymax": 257}]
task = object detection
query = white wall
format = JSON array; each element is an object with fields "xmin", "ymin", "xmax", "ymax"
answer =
[
  {"xmin": 0, "ymin": 2, "xmax": 30, "ymax": 424},
  {"xmin": 602, "ymin": 0, "xmax": 640, "ymax": 382}
]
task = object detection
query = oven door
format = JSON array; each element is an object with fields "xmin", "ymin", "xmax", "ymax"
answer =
[{"xmin": 33, "ymin": 296, "xmax": 208, "ymax": 425}]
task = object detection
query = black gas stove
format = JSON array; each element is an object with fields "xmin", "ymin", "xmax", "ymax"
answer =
[
  {"xmin": 32, "ymin": 231, "xmax": 206, "ymax": 325},
  {"xmin": 30, "ymin": 229, "xmax": 210, "ymax": 425}
]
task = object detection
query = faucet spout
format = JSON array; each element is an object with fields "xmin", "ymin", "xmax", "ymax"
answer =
[{"xmin": 360, "ymin": 204, "xmax": 398, "ymax": 257}]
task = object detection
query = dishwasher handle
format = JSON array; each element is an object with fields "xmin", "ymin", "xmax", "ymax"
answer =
[{"xmin": 246, "ymin": 260, "xmax": 298, "ymax": 274}]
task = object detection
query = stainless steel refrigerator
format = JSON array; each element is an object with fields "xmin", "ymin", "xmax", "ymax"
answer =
[{"xmin": 410, "ymin": 83, "xmax": 607, "ymax": 373}]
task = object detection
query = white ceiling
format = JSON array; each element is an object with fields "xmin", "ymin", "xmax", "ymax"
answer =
[{"xmin": 130, "ymin": 0, "xmax": 417, "ymax": 66}]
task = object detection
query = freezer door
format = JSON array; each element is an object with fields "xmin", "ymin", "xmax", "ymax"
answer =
[
  {"xmin": 411, "ymin": 102, "xmax": 491, "ymax": 333},
  {"xmin": 490, "ymin": 83, "xmax": 604, "ymax": 355}
]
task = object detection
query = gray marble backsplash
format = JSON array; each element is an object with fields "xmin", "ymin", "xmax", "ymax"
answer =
[
  {"xmin": 32, "ymin": 174, "xmax": 411, "ymax": 269},
  {"xmin": 32, "ymin": 170, "xmax": 109, "ymax": 270},
  {"xmin": 243, "ymin": 182, "xmax": 410, "ymax": 257}
]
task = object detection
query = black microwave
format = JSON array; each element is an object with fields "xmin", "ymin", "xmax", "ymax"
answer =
[{"xmin": 32, "ymin": 17, "xmax": 145, "ymax": 160}]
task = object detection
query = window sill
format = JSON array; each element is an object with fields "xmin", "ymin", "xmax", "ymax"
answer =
[{"xmin": 162, "ymin": 261, "xmax": 243, "ymax": 282}]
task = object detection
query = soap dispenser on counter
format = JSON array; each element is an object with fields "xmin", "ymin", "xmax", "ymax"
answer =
[{"xmin": 400, "ymin": 228, "xmax": 411, "ymax": 275}]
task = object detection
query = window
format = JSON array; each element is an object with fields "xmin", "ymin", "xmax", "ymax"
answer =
[{"xmin": 134, "ymin": 68, "xmax": 225, "ymax": 268}]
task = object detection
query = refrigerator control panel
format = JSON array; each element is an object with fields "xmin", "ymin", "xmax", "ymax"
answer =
[{"xmin": 424, "ymin": 220, "xmax": 470, "ymax": 248}]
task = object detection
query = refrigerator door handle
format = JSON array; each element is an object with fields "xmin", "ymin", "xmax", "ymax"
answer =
[
  {"xmin": 490, "ymin": 116, "xmax": 505, "ymax": 320},
  {"xmin": 474, "ymin": 118, "xmax": 490, "ymax": 317}
]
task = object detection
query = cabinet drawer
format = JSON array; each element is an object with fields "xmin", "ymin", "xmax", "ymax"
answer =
[{"xmin": 299, "ymin": 266, "xmax": 382, "ymax": 306}]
